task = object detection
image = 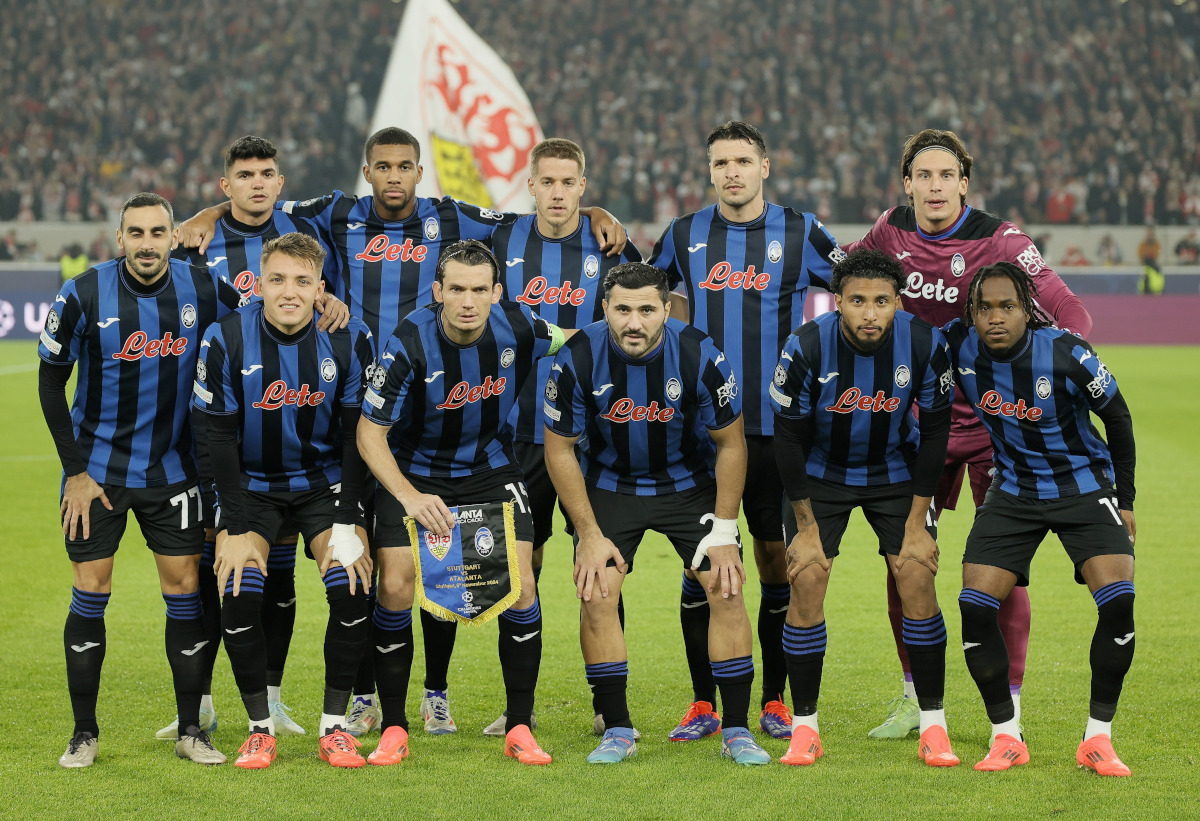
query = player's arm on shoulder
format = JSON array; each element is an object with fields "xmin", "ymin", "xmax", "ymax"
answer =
[
  {"xmin": 175, "ymin": 202, "xmax": 231, "ymax": 254},
  {"xmin": 314, "ymin": 290, "xmax": 350, "ymax": 331}
]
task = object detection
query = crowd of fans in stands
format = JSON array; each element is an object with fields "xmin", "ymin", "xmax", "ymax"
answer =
[{"xmin": 2, "ymin": 0, "xmax": 1198, "ymax": 232}]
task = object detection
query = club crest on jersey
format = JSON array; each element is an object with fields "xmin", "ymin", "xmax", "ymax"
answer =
[
  {"xmin": 196, "ymin": 359, "xmax": 207, "ymax": 383},
  {"xmin": 424, "ymin": 217, "xmax": 439, "ymax": 240},
  {"xmin": 716, "ymin": 373, "xmax": 738, "ymax": 407},
  {"xmin": 252, "ymin": 380, "xmax": 326, "ymax": 410},
  {"xmin": 951, "ymin": 253, "xmax": 966, "ymax": 278},
  {"xmin": 425, "ymin": 530, "xmax": 452, "ymax": 561},
  {"xmin": 666, "ymin": 378, "xmax": 682, "ymax": 401},
  {"xmin": 475, "ymin": 527, "xmax": 494, "ymax": 557},
  {"xmin": 774, "ymin": 363, "xmax": 788, "ymax": 387},
  {"xmin": 894, "ymin": 365, "xmax": 911, "ymax": 388},
  {"xmin": 584, "ymin": 255, "xmax": 600, "ymax": 278},
  {"xmin": 501, "ymin": 348, "xmax": 515, "ymax": 368},
  {"xmin": 1036, "ymin": 376, "xmax": 1052, "ymax": 399},
  {"xmin": 46, "ymin": 309, "xmax": 59, "ymax": 334},
  {"xmin": 544, "ymin": 377, "xmax": 558, "ymax": 402},
  {"xmin": 768, "ymin": 240, "xmax": 783, "ymax": 263},
  {"xmin": 436, "ymin": 376, "xmax": 506, "ymax": 410},
  {"xmin": 181, "ymin": 304, "xmax": 197, "ymax": 328},
  {"xmin": 321, "ymin": 357, "xmax": 337, "ymax": 383}
]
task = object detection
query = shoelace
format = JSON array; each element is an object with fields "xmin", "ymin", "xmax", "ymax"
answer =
[
  {"xmin": 67, "ymin": 734, "xmax": 90, "ymax": 754},
  {"xmin": 239, "ymin": 733, "xmax": 269, "ymax": 755},
  {"xmin": 327, "ymin": 730, "xmax": 359, "ymax": 752},
  {"xmin": 428, "ymin": 698, "xmax": 451, "ymax": 721},
  {"xmin": 681, "ymin": 703, "xmax": 710, "ymax": 723}
]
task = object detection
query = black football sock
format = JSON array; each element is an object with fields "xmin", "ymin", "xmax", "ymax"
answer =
[
  {"xmin": 262, "ymin": 544, "xmax": 298, "ymax": 690},
  {"xmin": 1090, "ymin": 582, "xmax": 1136, "ymax": 721},
  {"xmin": 164, "ymin": 591, "xmax": 208, "ymax": 732},
  {"xmin": 960, "ymin": 589, "xmax": 1014, "ymax": 723},
  {"xmin": 903, "ymin": 613, "xmax": 948, "ymax": 711},
  {"xmin": 196, "ymin": 548, "xmax": 222, "ymax": 693},
  {"xmin": 221, "ymin": 568, "xmax": 269, "ymax": 725},
  {"xmin": 758, "ymin": 582, "xmax": 791, "ymax": 707},
  {"xmin": 783, "ymin": 621, "xmax": 826, "ymax": 717},
  {"xmin": 420, "ymin": 607, "xmax": 456, "ymax": 692},
  {"xmin": 373, "ymin": 606, "xmax": 414, "ymax": 731},
  {"xmin": 711, "ymin": 656, "xmax": 754, "ymax": 730},
  {"xmin": 680, "ymin": 573, "xmax": 716, "ymax": 706},
  {"xmin": 353, "ymin": 591, "xmax": 377, "ymax": 696},
  {"xmin": 586, "ymin": 661, "xmax": 631, "ymax": 729},
  {"xmin": 498, "ymin": 599, "xmax": 542, "ymax": 732},
  {"xmin": 64, "ymin": 587, "xmax": 109, "ymax": 737},
  {"xmin": 322, "ymin": 567, "xmax": 370, "ymax": 715}
]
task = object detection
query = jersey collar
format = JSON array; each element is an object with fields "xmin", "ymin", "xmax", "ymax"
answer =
[{"xmin": 915, "ymin": 205, "xmax": 972, "ymax": 241}]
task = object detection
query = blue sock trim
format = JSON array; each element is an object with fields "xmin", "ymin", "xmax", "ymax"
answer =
[
  {"xmin": 323, "ymin": 566, "xmax": 350, "ymax": 589},
  {"xmin": 710, "ymin": 655, "xmax": 755, "ymax": 680},
  {"xmin": 1093, "ymin": 581, "xmax": 1135, "ymax": 608},
  {"xmin": 782, "ymin": 622, "xmax": 827, "ymax": 655},
  {"xmin": 267, "ymin": 544, "xmax": 298, "ymax": 570},
  {"xmin": 959, "ymin": 588, "xmax": 1001, "ymax": 610},
  {"xmin": 499, "ymin": 599, "xmax": 541, "ymax": 624},
  {"xmin": 223, "ymin": 567, "xmax": 265, "ymax": 595},
  {"xmin": 585, "ymin": 661, "xmax": 628, "ymax": 681},
  {"xmin": 163, "ymin": 591, "xmax": 203, "ymax": 620},
  {"xmin": 373, "ymin": 606, "xmax": 412, "ymax": 631},
  {"xmin": 200, "ymin": 541, "xmax": 216, "ymax": 568},
  {"xmin": 69, "ymin": 587, "xmax": 110, "ymax": 619},
  {"xmin": 760, "ymin": 582, "xmax": 791, "ymax": 604},
  {"xmin": 681, "ymin": 572, "xmax": 705, "ymax": 599},
  {"xmin": 902, "ymin": 612, "xmax": 947, "ymax": 646}
]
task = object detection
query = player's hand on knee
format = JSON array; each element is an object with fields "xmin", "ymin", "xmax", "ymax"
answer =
[
  {"xmin": 573, "ymin": 534, "xmax": 624, "ymax": 601},
  {"xmin": 314, "ymin": 293, "xmax": 350, "ymax": 331},
  {"xmin": 784, "ymin": 528, "xmax": 829, "ymax": 584},
  {"xmin": 215, "ymin": 532, "xmax": 265, "ymax": 597},
  {"xmin": 60, "ymin": 473, "xmax": 112, "ymax": 541},
  {"xmin": 401, "ymin": 492, "xmax": 455, "ymax": 536},
  {"xmin": 898, "ymin": 525, "xmax": 939, "ymax": 575},
  {"xmin": 324, "ymin": 522, "xmax": 370, "ymax": 592},
  {"xmin": 704, "ymin": 544, "xmax": 745, "ymax": 598}
]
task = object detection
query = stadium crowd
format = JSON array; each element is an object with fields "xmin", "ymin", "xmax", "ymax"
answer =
[{"xmin": 2, "ymin": 0, "xmax": 1199, "ymax": 228}]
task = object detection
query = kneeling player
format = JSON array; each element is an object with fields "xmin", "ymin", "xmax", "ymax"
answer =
[
  {"xmin": 544, "ymin": 262, "xmax": 769, "ymax": 766},
  {"xmin": 356, "ymin": 240, "xmax": 563, "ymax": 766},
  {"xmin": 194, "ymin": 233, "xmax": 375, "ymax": 769},
  {"xmin": 771, "ymin": 249, "xmax": 957, "ymax": 767},
  {"xmin": 947, "ymin": 263, "xmax": 1137, "ymax": 775}
]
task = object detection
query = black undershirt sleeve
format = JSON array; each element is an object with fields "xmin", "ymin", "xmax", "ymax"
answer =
[
  {"xmin": 38, "ymin": 361, "xmax": 87, "ymax": 477},
  {"xmin": 774, "ymin": 414, "xmax": 813, "ymax": 502},
  {"xmin": 204, "ymin": 413, "xmax": 247, "ymax": 535},
  {"xmin": 1094, "ymin": 390, "xmax": 1136, "ymax": 510},
  {"xmin": 336, "ymin": 406, "xmax": 367, "ymax": 527},
  {"xmin": 913, "ymin": 406, "xmax": 952, "ymax": 497}
]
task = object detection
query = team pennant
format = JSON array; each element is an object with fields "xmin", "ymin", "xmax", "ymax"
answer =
[{"xmin": 408, "ymin": 501, "xmax": 520, "ymax": 626}]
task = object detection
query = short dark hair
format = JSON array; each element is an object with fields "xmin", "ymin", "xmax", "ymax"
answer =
[
  {"xmin": 364, "ymin": 127, "xmax": 421, "ymax": 164},
  {"xmin": 120, "ymin": 192, "xmax": 173, "ymax": 229},
  {"xmin": 530, "ymin": 138, "xmax": 586, "ymax": 177},
  {"xmin": 436, "ymin": 240, "xmax": 499, "ymax": 285},
  {"xmin": 901, "ymin": 129, "xmax": 974, "ymax": 207},
  {"xmin": 261, "ymin": 232, "xmax": 326, "ymax": 274},
  {"xmin": 830, "ymin": 248, "xmax": 905, "ymax": 296},
  {"xmin": 706, "ymin": 121, "xmax": 767, "ymax": 158},
  {"xmin": 224, "ymin": 135, "xmax": 279, "ymax": 176},
  {"xmin": 964, "ymin": 261, "xmax": 1052, "ymax": 330},
  {"xmin": 603, "ymin": 261, "xmax": 670, "ymax": 304}
]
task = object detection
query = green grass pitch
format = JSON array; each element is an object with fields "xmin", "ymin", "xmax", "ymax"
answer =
[{"xmin": 1, "ymin": 340, "xmax": 1197, "ymax": 819}]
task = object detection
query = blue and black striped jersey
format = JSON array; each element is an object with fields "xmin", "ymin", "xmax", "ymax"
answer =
[
  {"xmin": 362, "ymin": 300, "xmax": 559, "ymax": 478},
  {"xmin": 770, "ymin": 311, "xmax": 953, "ymax": 487},
  {"xmin": 544, "ymin": 318, "xmax": 740, "ymax": 496},
  {"xmin": 944, "ymin": 321, "xmax": 1120, "ymax": 500},
  {"xmin": 650, "ymin": 203, "xmax": 843, "ymax": 436},
  {"xmin": 493, "ymin": 214, "xmax": 642, "ymax": 444},
  {"xmin": 38, "ymin": 258, "xmax": 242, "ymax": 487},
  {"xmin": 193, "ymin": 303, "xmax": 374, "ymax": 491},
  {"xmin": 280, "ymin": 192, "xmax": 514, "ymax": 340}
]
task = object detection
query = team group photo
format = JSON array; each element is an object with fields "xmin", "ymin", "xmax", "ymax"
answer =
[{"xmin": 3, "ymin": 0, "xmax": 1197, "ymax": 818}]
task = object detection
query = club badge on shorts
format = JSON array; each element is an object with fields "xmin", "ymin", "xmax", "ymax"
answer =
[{"xmin": 407, "ymin": 501, "xmax": 519, "ymax": 626}]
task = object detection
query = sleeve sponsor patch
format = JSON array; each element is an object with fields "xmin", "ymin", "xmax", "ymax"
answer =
[
  {"xmin": 364, "ymin": 388, "xmax": 386, "ymax": 409},
  {"xmin": 193, "ymin": 381, "xmax": 213, "ymax": 405},
  {"xmin": 543, "ymin": 402, "xmax": 562, "ymax": 422},
  {"xmin": 40, "ymin": 330, "xmax": 62, "ymax": 355},
  {"xmin": 769, "ymin": 383, "xmax": 792, "ymax": 408}
]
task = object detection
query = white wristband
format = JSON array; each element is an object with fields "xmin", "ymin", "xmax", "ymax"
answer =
[{"xmin": 690, "ymin": 514, "xmax": 740, "ymax": 569}]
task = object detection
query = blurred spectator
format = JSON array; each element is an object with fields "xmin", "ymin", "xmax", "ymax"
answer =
[
  {"xmin": 1059, "ymin": 246, "xmax": 1091, "ymax": 266},
  {"xmin": 1095, "ymin": 233, "xmax": 1124, "ymax": 266},
  {"xmin": 1137, "ymin": 226, "xmax": 1161, "ymax": 267},
  {"xmin": 59, "ymin": 243, "xmax": 89, "ymax": 281},
  {"xmin": 1175, "ymin": 228, "xmax": 1200, "ymax": 265}
]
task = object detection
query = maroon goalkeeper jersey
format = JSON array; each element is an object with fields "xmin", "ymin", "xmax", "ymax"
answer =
[{"xmin": 846, "ymin": 204, "xmax": 1092, "ymax": 430}]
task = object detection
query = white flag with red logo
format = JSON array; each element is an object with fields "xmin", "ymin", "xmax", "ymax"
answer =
[{"xmin": 358, "ymin": 0, "xmax": 541, "ymax": 211}]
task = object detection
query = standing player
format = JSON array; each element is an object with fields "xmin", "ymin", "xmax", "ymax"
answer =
[
  {"xmin": 159, "ymin": 134, "xmax": 349, "ymax": 741},
  {"xmin": 845, "ymin": 129, "xmax": 1094, "ymax": 738},
  {"xmin": 180, "ymin": 127, "xmax": 626, "ymax": 735},
  {"xmin": 194, "ymin": 233, "xmax": 375, "ymax": 769},
  {"xmin": 947, "ymin": 262, "xmax": 1136, "ymax": 775},
  {"xmin": 650, "ymin": 121, "xmax": 844, "ymax": 740},
  {"xmin": 484, "ymin": 138, "xmax": 642, "ymax": 736},
  {"xmin": 356, "ymin": 240, "xmax": 563, "ymax": 766},
  {"xmin": 39, "ymin": 193, "xmax": 242, "ymax": 767},
  {"xmin": 770, "ymin": 249, "xmax": 957, "ymax": 767},
  {"xmin": 544, "ymin": 262, "xmax": 770, "ymax": 766}
]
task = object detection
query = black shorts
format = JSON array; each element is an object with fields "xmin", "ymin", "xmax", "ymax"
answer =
[
  {"xmin": 513, "ymin": 440, "xmax": 558, "ymax": 549},
  {"xmin": 221, "ymin": 486, "xmax": 338, "ymax": 548},
  {"xmin": 374, "ymin": 468, "xmax": 534, "ymax": 547},
  {"xmin": 782, "ymin": 477, "xmax": 928, "ymax": 559},
  {"xmin": 62, "ymin": 479, "xmax": 205, "ymax": 563},
  {"xmin": 964, "ymin": 486, "xmax": 1135, "ymax": 587},
  {"xmin": 584, "ymin": 483, "xmax": 740, "ymax": 573},
  {"xmin": 744, "ymin": 435, "xmax": 786, "ymax": 542}
]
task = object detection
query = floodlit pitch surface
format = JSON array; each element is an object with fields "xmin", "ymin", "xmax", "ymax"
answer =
[{"xmin": 1, "ymin": 341, "xmax": 1196, "ymax": 818}]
